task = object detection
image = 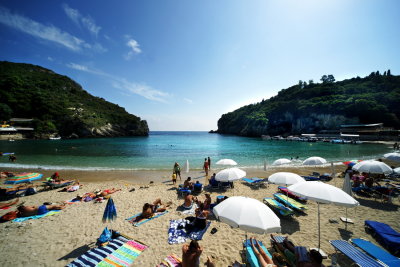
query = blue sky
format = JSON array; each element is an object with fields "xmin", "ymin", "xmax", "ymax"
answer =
[{"xmin": 1, "ymin": 1, "xmax": 399, "ymax": 130}]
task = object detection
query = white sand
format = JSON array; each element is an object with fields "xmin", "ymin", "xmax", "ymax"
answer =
[{"xmin": 0, "ymin": 167, "xmax": 399, "ymax": 267}]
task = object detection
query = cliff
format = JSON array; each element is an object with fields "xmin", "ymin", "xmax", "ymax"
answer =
[
  {"xmin": 217, "ymin": 71, "xmax": 400, "ymax": 137},
  {"xmin": 0, "ymin": 61, "xmax": 149, "ymax": 138}
]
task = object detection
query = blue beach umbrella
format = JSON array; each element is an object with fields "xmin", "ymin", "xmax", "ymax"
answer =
[
  {"xmin": 5, "ymin": 172, "xmax": 43, "ymax": 184},
  {"xmin": 102, "ymin": 197, "xmax": 117, "ymax": 223}
]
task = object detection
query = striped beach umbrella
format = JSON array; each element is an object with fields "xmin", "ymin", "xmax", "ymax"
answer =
[
  {"xmin": 4, "ymin": 172, "xmax": 43, "ymax": 184},
  {"xmin": 102, "ymin": 197, "xmax": 117, "ymax": 223}
]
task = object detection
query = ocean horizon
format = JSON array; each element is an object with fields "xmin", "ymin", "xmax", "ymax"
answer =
[{"xmin": 0, "ymin": 131, "xmax": 393, "ymax": 171}]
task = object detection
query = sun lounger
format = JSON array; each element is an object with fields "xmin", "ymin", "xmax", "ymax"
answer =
[
  {"xmin": 351, "ymin": 238, "xmax": 400, "ymax": 267},
  {"xmin": 243, "ymin": 239, "xmax": 272, "ymax": 267},
  {"xmin": 329, "ymin": 239, "xmax": 386, "ymax": 267},
  {"xmin": 278, "ymin": 186, "xmax": 307, "ymax": 202},
  {"xmin": 158, "ymin": 253, "xmax": 182, "ymax": 267},
  {"xmin": 365, "ymin": 220, "xmax": 400, "ymax": 256},
  {"xmin": 126, "ymin": 211, "xmax": 168, "ymax": 227},
  {"xmin": 242, "ymin": 178, "xmax": 266, "ymax": 188},
  {"xmin": 68, "ymin": 235, "xmax": 148, "ymax": 267},
  {"xmin": 263, "ymin": 198, "xmax": 294, "ymax": 217},
  {"xmin": 273, "ymin": 193, "xmax": 308, "ymax": 212}
]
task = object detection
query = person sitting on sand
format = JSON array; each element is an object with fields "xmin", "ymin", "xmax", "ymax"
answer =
[
  {"xmin": 17, "ymin": 203, "xmax": 66, "ymax": 217},
  {"xmin": 184, "ymin": 202, "xmax": 209, "ymax": 233},
  {"xmin": 182, "ymin": 194, "xmax": 197, "ymax": 209},
  {"xmin": 182, "ymin": 240, "xmax": 203, "ymax": 267},
  {"xmin": 202, "ymin": 193, "xmax": 212, "ymax": 210},
  {"xmin": 183, "ymin": 177, "xmax": 193, "ymax": 190},
  {"xmin": 96, "ymin": 188, "xmax": 121, "ymax": 197},
  {"xmin": 250, "ymin": 237, "xmax": 277, "ymax": 267},
  {"xmin": 141, "ymin": 198, "xmax": 171, "ymax": 219}
]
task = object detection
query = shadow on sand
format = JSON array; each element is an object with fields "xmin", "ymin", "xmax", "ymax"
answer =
[
  {"xmin": 58, "ymin": 243, "xmax": 94, "ymax": 261},
  {"xmin": 355, "ymin": 197, "xmax": 399, "ymax": 211}
]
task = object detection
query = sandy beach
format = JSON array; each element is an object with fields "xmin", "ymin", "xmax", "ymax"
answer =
[{"xmin": 0, "ymin": 165, "xmax": 399, "ymax": 267}]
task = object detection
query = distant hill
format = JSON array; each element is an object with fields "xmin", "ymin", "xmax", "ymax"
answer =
[
  {"xmin": 217, "ymin": 71, "xmax": 400, "ymax": 137},
  {"xmin": 0, "ymin": 61, "xmax": 149, "ymax": 138}
]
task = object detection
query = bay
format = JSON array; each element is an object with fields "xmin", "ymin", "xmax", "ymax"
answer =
[{"xmin": 0, "ymin": 131, "xmax": 393, "ymax": 171}]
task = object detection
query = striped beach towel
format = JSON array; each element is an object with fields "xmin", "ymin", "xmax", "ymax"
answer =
[
  {"xmin": 158, "ymin": 254, "xmax": 182, "ymax": 267},
  {"xmin": 126, "ymin": 211, "xmax": 168, "ymax": 227},
  {"xmin": 68, "ymin": 236, "xmax": 148, "ymax": 267}
]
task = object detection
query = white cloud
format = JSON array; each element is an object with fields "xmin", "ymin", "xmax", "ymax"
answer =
[
  {"xmin": 67, "ymin": 63, "xmax": 169, "ymax": 102},
  {"xmin": 0, "ymin": 6, "xmax": 88, "ymax": 51},
  {"xmin": 124, "ymin": 38, "xmax": 141, "ymax": 60},
  {"xmin": 62, "ymin": 3, "xmax": 101, "ymax": 37},
  {"xmin": 47, "ymin": 56, "xmax": 54, "ymax": 62},
  {"xmin": 183, "ymin": 98, "xmax": 193, "ymax": 104}
]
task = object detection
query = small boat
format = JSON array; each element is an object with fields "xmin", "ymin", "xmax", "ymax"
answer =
[{"xmin": 49, "ymin": 136, "xmax": 61, "ymax": 140}]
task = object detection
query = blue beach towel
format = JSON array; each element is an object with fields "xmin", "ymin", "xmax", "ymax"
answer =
[
  {"xmin": 168, "ymin": 219, "xmax": 211, "ymax": 244},
  {"xmin": 13, "ymin": 210, "xmax": 61, "ymax": 222},
  {"xmin": 126, "ymin": 211, "xmax": 168, "ymax": 227}
]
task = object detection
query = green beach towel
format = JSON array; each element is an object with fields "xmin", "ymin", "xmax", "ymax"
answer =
[{"xmin": 13, "ymin": 210, "xmax": 61, "ymax": 222}]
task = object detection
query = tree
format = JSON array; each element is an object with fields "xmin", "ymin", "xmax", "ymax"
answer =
[
  {"xmin": 308, "ymin": 79, "xmax": 314, "ymax": 85},
  {"xmin": 384, "ymin": 71, "xmax": 387, "ymax": 76},
  {"xmin": 321, "ymin": 74, "xmax": 335, "ymax": 84},
  {"xmin": 320, "ymin": 75, "xmax": 328, "ymax": 83},
  {"xmin": 387, "ymin": 69, "xmax": 391, "ymax": 76}
]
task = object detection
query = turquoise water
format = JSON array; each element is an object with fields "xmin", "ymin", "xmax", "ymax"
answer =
[{"xmin": 0, "ymin": 131, "xmax": 393, "ymax": 171}]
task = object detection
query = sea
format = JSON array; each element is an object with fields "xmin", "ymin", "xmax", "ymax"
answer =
[{"xmin": 0, "ymin": 131, "xmax": 394, "ymax": 171}]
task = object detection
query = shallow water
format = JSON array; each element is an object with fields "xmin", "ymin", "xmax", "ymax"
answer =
[{"xmin": 0, "ymin": 131, "xmax": 393, "ymax": 171}]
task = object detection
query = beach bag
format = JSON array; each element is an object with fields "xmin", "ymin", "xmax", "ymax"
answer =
[{"xmin": 97, "ymin": 227, "xmax": 112, "ymax": 245}]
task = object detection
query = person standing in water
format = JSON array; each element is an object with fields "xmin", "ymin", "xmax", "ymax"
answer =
[
  {"xmin": 203, "ymin": 158, "xmax": 209, "ymax": 177},
  {"xmin": 207, "ymin": 157, "xmax": 211, "ymax": 170}
]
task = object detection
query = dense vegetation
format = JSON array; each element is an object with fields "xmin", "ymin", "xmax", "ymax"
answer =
[
  {"xmin": 0, "ymin": 61, "xmax": 149, "ymax": 138},
  {"xmin": 218, "ymin": 71, "xmax": 400, "ymax": 137}
]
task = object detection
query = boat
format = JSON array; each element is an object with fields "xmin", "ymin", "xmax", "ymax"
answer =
[{"xmin": 49, "ymin": 136, "xmax": 61, "ymax": 140}]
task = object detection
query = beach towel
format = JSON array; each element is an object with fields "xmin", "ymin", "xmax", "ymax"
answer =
[
  {"xmin": 13, "ymin": 210, "xmax": 61, "ymax": 222},
  {"xmin": 158, "ymin": 254, "xmax": 182, "ymax": 267},
  {"xmin": 168, "ymin": 219, "xmax": 211, "ymax": 244},
  {"xmin": 68, "ymin": 236, "xmax": 148, "ymax": 267},
  {"xmin": 126, "ymin": 211, "xmax": 168, "ymax": 227}
]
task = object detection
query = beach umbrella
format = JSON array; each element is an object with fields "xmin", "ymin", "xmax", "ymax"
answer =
[
  {"xmin": 102, "ymin": 197, "xmax": 117, "ymax": 223},
  {"xmin": 303, "ymin": 157, "xmax": 327, "ymax": 165},
  {"xmin": 342, "ymin": 160, "xmax": 362, "ymax": 167},
  {"xmin": 288, "ymin": 181, "xmax": 359, "ymax": 250},
  {"xmin": 352, "ymin": 160, "xmax": 392, "ymax": 174},
  {"xmin": 213, "ymin": 196, "xmax": 281, "ymax": 234},
  {"xmin": 394, "ymin": 167, "xmax": 400, "ymax": 174},
  {"xmin": 268, "ymin": 172, "xmax": 306, "ymax": 202},
  {"xmin": 4, "ymin": 172, "xmax": 43, "ymax": 184},
  {"xmin": 216, "ymin": 159, "xmax": 238, "ymax": 166},
  {"xmin": 342, "ymin": 173, "xmax": 353, "ymax": 230},
  {"xmin": 185, "ymin": 159, "xmax": 190, "ymax": 173},
  {"xmin": 215, "ymin": 167, "xmax": 246, "ymax": 182},
  {"xmin": 383, "ymin": 152, "xmax": 400, "ymax": 162},
  {"xmin": 272, "ymin": 158, "xmax": 292, "ymax": 166}
]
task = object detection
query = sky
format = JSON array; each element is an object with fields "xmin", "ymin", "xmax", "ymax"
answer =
[{"xmin": 0, "ymin": 0, "xmax": 399, "ymax": 131}]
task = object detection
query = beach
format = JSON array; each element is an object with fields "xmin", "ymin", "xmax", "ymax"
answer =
[{"xmin": 0, "ymin": 165, "xmax": 399, "ymax": 267}]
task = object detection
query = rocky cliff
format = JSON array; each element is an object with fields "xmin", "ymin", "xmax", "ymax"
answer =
[{"xmin": 0, "ymin": 61, "xmax": 149, "ymax": 138}]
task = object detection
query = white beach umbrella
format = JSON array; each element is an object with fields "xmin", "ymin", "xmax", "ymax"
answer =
[
  {"xmin": 394, "ymin": 167, "xmax": 400, "ymax": 174},
  {"xmin": 272, "ymin": 158, "xmax": 292, "ymax": 166},
  {"xmin": 185, "ymin": 159, "xmax": 190, "ymax": 173},
  {"xmin": 288, "ymin": 181, "xmax": 359, "ymax": 249},
  {"xmin": 268, "ymin": 172, "xmax": 305, "ymax": 185},
  {"xmin": 215, "ymin": 167, "xmax": 246, "ymax": 182},
  {"xmin": 213, "ymin": 196, "xmax": 281, "ymax": 234},
  {"xmin": 216, "ymin": 159, "xmax": 238, "ymax": 166},
  {"xmin": 352, "ymin": 160, "xmax": 392, "ymax": 174},
  {"xmin": 342, "ymin": 173, "xmax": 353, "ymax": 230},
  {"xmin": 303, "ymin": 156, "xmax": 327, "ymax": 165},
  {"xmin": 383, "ymin": 152, "xmax": 400, "ymax": 162}
]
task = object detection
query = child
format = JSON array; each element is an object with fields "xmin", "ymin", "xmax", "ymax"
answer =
[{"xmin": 172, "ymin": 173, "xmax": 177, "ymax": 185}]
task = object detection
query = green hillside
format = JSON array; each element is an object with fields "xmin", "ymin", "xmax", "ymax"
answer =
[
  {"xmin": 217, "ymin": 71, "xmax": 400, "ymax": 137},
  {"xmin": 0, "ymin": 61, "xmax": 149, "ymax": 138}
]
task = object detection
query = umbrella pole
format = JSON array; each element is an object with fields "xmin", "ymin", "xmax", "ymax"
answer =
[
  {"xmin": 286, "ymin": 184, "xmax": 289, "ymax": 203},
  {"xmin": 345, "ymin": 208, "xmax": 348, "ymax": 231},
  {"xmin": 318, "ymin": 203, "xmax": 321, "ymax": 250}
]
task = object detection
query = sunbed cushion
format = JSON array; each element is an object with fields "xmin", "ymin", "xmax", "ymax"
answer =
[{"xmin": 365, "ymin": 220, "xmax": 400, "ymax": 256}]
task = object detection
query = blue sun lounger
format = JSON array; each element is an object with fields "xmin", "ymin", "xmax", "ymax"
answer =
[
  {"xmin": 329, "ymin": 240, "xmax": 386, "ymax": 267},
  {"xmin": 365, "ymin": 220, "xmax": 400, "ymax": 256},
  {"xmin": 243, "ymin": 239, "xmax": 272, "ymax": 267},
  {"xmin": 263, "ymin": 198, "xmax": 294, "ymax": 217},
  {"xmin": 351, "ymin": 238, "xmax": 400, "ymax": 267}
]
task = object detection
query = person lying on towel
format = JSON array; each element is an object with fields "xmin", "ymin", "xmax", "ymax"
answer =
[
  {"xmin": 141, "ymin": 198, "xmax": 171, "ymax": 219},
  {"xmin": 17, "ymin": 203, "xmax": 66, "ymax": 217}
]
